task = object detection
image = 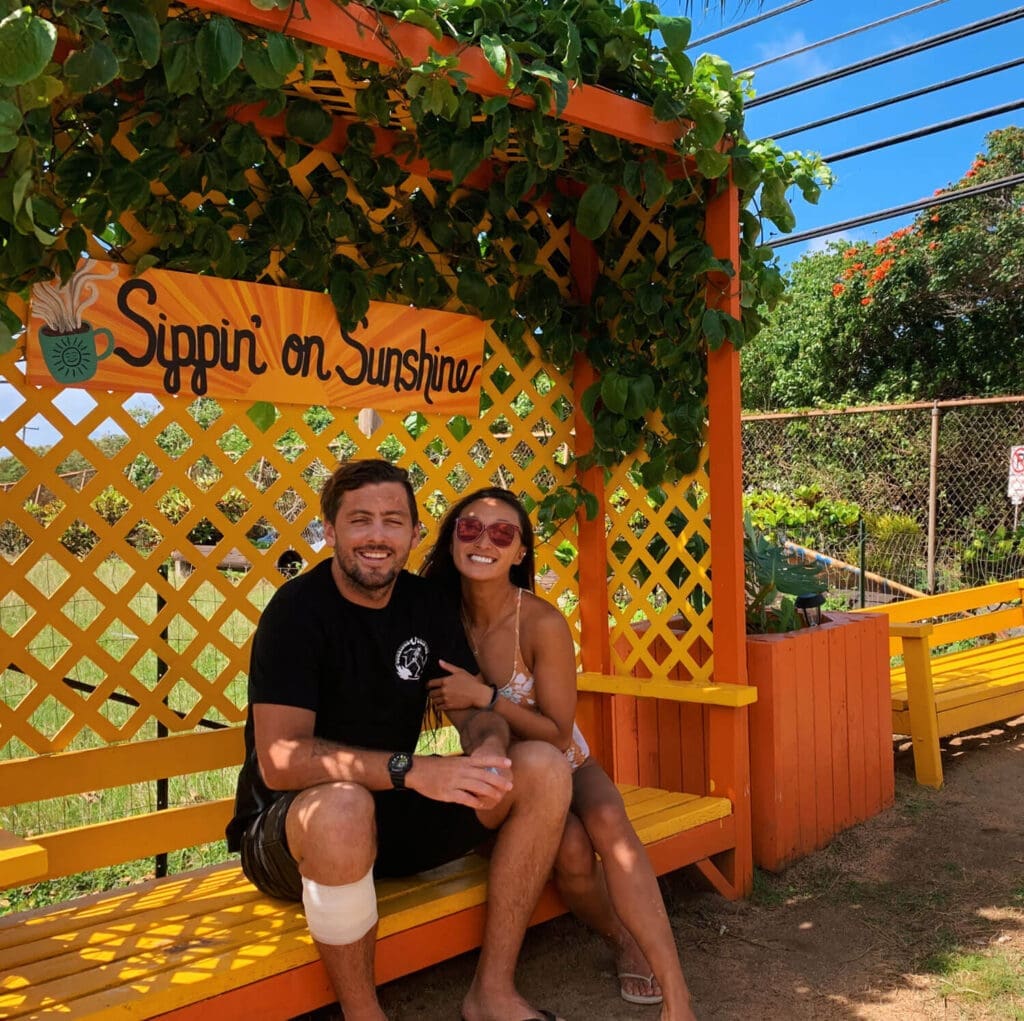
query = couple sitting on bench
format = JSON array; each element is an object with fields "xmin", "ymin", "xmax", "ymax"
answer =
[{"xmin": 226, "ymin": 459, "xmax": 697, "ymax": 1021}]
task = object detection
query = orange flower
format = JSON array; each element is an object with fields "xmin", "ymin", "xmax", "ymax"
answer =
[
  {"xmin": 928, "ymin": 241, "xmax": 938, "ymax": 250},
  {"xmin": 832, "ymin": 283, "xmax": 845, "ymax": 297},
  {"xmin": 931, "ymin": 214, "xmax": 940, "ymax": 222},
  {"xmin": 965, "ymin": 170, "xmax": 976, "ymax": 178},
  {"xmin": 844, "ymin": 248, "xmax": 859, "ymax": 258},
  {"xmin": 861, "ymin": 297, "xmax": 872, "ymax": 306},
  {"xmin": 852, "ymin": 262, "xmax": 864, "ymax": 270}
]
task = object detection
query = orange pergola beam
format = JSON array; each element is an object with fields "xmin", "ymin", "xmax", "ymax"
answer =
[{"xmin": 192, "ymin": 0, "xmax": 687, "ymax": 153}]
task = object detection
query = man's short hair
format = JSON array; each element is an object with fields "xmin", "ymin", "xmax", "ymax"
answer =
[{"xmin": 320, "ymin": 459, "xmax": 418, "ymax": 526}]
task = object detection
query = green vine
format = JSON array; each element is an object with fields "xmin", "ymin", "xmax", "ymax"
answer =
[{"xmin": 0, "ymin": 0, "xmax": 830, "ymax": 501}]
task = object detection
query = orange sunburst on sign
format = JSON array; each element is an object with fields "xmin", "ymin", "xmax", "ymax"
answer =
[{"xmin": 26, "ymin": 260, "xmax": 487, "ymax": 415}]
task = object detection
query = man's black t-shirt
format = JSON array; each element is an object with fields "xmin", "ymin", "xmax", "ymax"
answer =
[{"xmin": 225, "ymin": 561, "xmax": 474, "ymax": 851}]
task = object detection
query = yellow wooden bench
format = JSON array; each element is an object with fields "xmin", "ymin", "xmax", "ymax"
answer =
[
  {"xmin": 856, "ymin": 579, "xmax": 1024, "ymax": 788},
  {"xmin": 0, "ymin": 673, "xmax": 755, "ymax": 1020}
]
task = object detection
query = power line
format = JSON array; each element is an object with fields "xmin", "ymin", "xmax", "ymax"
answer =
[
  {"xmin": 738, "ymin": 0, "xmax": 950, "ymax": 75},
  {"xmin": 688, "ymin": 0, "xmax": 813, "ymax": 48},
  {"xmin": 822, "ymin": 98, "xmax": 1024, "ymax": 163},
  {"xmin": 767, "ymin": 172, "xmax": 1024, "ymax": 248},
  {"xmin": 747, "ymin": 6, "xmax": 1024, "ymax": 108},
  {"xmin": 771, "ymin": 56, "xmax": 1024, "ymax": 141}
]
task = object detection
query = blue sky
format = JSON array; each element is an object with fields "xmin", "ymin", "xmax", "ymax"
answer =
[{"xmin": 675, "ymin": 0, "xmax": 1024, "ymax": 263}]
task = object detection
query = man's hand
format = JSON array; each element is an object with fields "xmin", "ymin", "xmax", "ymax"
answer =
[
  {"xmin": 427, "ymin": 661, "xmax": 494, "ymax": 712},
  {"xmin": 406, "ymin": 752, "xmax": 512, "ymax": 811}
]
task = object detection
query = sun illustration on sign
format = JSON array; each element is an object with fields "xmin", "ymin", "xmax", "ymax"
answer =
[{"xmin": 44, "ymin": 334, "xmax": 94, "ymax": 379}]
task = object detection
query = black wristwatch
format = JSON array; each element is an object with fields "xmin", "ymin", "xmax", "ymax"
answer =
[{"xmin": 387, "ymin": 751, "xmax": 413, "ymax": 790}]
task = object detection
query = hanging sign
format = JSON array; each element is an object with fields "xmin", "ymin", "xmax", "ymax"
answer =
[
  {"xmin": 1008, "ymin": 446, "xmax": 1024, "ymax": 505},
  {"xmin": 26, "ymin": 260, "xmax": 486, "ymax": 415}
]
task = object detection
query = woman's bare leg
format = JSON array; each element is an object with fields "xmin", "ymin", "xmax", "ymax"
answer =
[{"xmin": 555, "ymin": 762, "xmax": 697, "ymax": 1020}]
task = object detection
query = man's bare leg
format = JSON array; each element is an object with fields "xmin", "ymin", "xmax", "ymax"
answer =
[
  {"xmin": 286, "ymin": 782, "xmax": 386, "ymax": 1021},
  {"xmin": 461, "ymin": 740, "xmax": 572, "ymax": 1021}
]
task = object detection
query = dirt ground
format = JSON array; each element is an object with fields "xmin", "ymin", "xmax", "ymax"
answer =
[{"xmin": 374, "ymin": 718, "xmax": 1024, "ymax": 1021}]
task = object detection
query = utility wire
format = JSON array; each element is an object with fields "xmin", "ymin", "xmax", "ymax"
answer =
[
  {"xmin": 767, "ymin": 172, "xmax": 1024, "ymax": 248},
  {"xmin": 823, "ymin": 98, "xmax": 1024, "ymax": 163},
  {"xmin": 688, "ymin": 0, "xmax": 813, "ymax": 48},
  {"xmin": 747, "ymin": 6, "xmax": 1024, "ymax": 107},
  {"xmin": 771, "ymin": 55, "xmax": 1024, "ymax": 141},
  {"xmin": 739, "ymin": 0, "xmax": 950, "ymax": 74}
]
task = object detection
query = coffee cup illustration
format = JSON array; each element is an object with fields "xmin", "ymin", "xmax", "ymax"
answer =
[{"xmin": 38, "ymin": 322, "xmax": 115, "ymax": 383}]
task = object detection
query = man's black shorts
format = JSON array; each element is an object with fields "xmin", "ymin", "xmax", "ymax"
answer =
[{"xmin": 237, "ymin": 789, "xmax": 493, "ymax": 901}]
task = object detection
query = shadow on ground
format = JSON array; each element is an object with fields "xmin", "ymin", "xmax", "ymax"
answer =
[{"xmin": 296, "ymin": 717, "xmax": 1024, "ymax": 1020}]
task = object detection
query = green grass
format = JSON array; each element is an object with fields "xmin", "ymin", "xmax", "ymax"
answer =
[{"xmin": 929, "ymin": 948, "xmax": 1024, "ymax": 1019}]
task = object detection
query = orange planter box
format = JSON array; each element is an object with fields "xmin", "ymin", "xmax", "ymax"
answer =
[{"xmin": 745, "ymin": 612, "xmax": 894, "ymax": 872}]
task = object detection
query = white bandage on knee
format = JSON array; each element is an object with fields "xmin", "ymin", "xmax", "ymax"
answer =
[{"xmin": 301, "ymin": 866, "xmax": 378, "ymax": 946}]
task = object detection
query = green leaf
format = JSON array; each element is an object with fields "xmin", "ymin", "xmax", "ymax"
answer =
[
  {"xmin": 600, "ymin": 372, "xmax": 629, "ymax": 414},
  {"xmin": 0, "ymin": 8, "xmax": 56, "ymax": 87},
  {"xmin": 0, "ymin": 99, "xmax": 21, "ymax": 152},
  {"xmin": 457, "ymin": 268, "xmax": 491, "ymax": 311},
  {"xmin": 480, "ymin": 34, "xmax": 509, "ymax": 78},
  {"xmin": 162, "ymin": 20, "xmax": 199, "ymax": 93},
  {"xmin": 760, "ymin": 177, "xmax": 796, "ymax": 233},
  {"xmin": 524, "ymin": 63, "xmax": 569, "ymax": 114},
  {"xmin": 702, "ymin": 308, "xmax": 726, "ymax": 348},
  {"xmin": 246, "ymin": 401, "xmax": 277, "ymax": 432},
  {"xmin": 64, "ymin": 42, "xmax": 120, "ymax": 94},
  {"xmin": 623, "ymin": 374, "xmax": 655, "ymax": 419},
  {"xmin": 695, "ymin": 148, "xmax": 730, "ymax": 180},
  {"xmin": 266, "ymin": 32, "xmax": 299, "ymax": 76},
  {"xmin": 243, "ymin": 38, "xmax": 286, "ymax": 89},
  {"xmin": 399, "ymin": 9, "xmax": 443, "ymax": 39},
  {"xmin": 108, "ymin": 0, "xmax": 161, "ymax": 68},
  {"xmin": 285, "ymin": 98, "xmax": 333, "ymax": 144},
  {"xmin": 576, "ymin": 182, "xmax": 618, "ymax": 240},
  {"xmin": 15, "ymin": 73, "xmax": 62, "ymax": 113},
  {"xmin": 196, "ymin": 16, "xmax": 242, "ymax": 87}
]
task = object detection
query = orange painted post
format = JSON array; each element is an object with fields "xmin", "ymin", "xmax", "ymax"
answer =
[
  {"xmin": 704, "ymin": 175, "xmax": 752, "ymax": 896},
  {"xmin": 570, "ymin": 224, "xmax": 613, "ymax": 770}
]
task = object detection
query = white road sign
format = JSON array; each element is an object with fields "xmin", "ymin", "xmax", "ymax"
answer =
[{"xmin": 1009, "ymin": 445, "xmax": 1024, "ymax": 505}]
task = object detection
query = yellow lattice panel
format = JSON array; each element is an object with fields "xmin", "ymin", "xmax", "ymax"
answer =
[{"xmin": 605, "ymin": 445, "xmax": 714, "ymax": 685}]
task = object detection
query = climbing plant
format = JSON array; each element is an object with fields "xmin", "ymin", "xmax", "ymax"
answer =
[{"xmin": 0, "ymin": 0, "xmax": 830, "ymax": 494}]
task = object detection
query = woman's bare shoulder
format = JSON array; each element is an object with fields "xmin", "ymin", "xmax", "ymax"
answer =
[{"xmin": 521, "ymin": 591, "xmax": 572, "ymax": 638}]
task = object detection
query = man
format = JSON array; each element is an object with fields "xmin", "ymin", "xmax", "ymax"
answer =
[{"xmin": 226, "ymin": 459, "xmax": 572, "ymax": 1021}]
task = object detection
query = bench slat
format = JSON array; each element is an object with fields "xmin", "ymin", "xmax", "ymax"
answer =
[
  {"xmin": 925, "ymin": 605, "xmax": 1024, "ymax": 649},
  {"xmin": 0, "ymin": 729, "xmax": 244, "ymax": 806},
  {"xmin": 873, "ymin": 580, "xmax": 1024, "ymax": 623},
  {"xmin": 577, "ymin": 672, "xmax": 757, "ymax": 707},
  {"xmin": 29, "ymin": 799, "xmax": 234, "ymax": 883}
]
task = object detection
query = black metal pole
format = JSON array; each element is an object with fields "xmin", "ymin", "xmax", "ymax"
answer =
[{"xmin": 155, "ymin": 562, "xmax": 169, "ymax": 878}]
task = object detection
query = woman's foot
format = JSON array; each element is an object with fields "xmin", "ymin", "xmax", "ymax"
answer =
[{"xmin": 615, "ymin": 937, "xmax": 663, "ymax": 1004}]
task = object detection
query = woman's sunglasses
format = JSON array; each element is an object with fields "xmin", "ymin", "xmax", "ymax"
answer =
[{"xmin": 454, "ymin": 516, "xmax": 521, "ymax": 549}]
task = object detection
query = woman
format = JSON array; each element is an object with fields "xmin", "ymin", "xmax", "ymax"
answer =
[{"xmin": 422, "ymin": 487, "xmax": 697, "ymax": 1021}]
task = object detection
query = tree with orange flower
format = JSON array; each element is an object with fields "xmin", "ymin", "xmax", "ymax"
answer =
[{"xmin": 742, "ymin": 127, "xmax": 1024, "ymax": 410}]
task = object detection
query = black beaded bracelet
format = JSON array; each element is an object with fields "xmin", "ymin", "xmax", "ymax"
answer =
[{"xmin": 484, "ymin": 685, "xmax": 500, "ymax": 710}]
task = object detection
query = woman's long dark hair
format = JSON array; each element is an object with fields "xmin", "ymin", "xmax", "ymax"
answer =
[{"xmin": 421, "ymin": 487, "xmax": 536, "ymax": 595}]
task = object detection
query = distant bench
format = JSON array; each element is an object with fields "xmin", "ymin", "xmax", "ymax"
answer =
[
  {"xmin": 0, "ymin": 672, "xmax": 755, "ymax": 1020},
  {"xmin": 856, "ymin": 578, "xmax": 1024, "ymax": 787}
]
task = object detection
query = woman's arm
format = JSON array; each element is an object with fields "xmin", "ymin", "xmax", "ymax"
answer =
[{"xmin": 427, "ymin": 597, "xmax": 578, "ymax": 751}]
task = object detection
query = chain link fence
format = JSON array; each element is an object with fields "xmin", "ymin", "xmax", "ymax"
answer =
[{"xmin": 742, "ymin": 397, "xmax": 1024, "ymax": 607}]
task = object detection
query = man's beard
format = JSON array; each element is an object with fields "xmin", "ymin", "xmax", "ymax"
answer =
[{"xmin": 334, "ymin": 547, "xmax": 402, "ymax": 596}]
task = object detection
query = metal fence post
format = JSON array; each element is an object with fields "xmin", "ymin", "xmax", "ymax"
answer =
[{"xmin": 927, "ymin": 403, "xmax": 940, "ymax": 594}]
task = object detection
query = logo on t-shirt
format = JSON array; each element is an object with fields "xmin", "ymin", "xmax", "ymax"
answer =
[{"xmin": 395, "ymin": 637, "xmax": 429, "ymax": 681}]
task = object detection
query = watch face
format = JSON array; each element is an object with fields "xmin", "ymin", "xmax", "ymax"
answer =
[{"xmin": 388, "ymin": 751, "xmax": 412, "ymax": 788}]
